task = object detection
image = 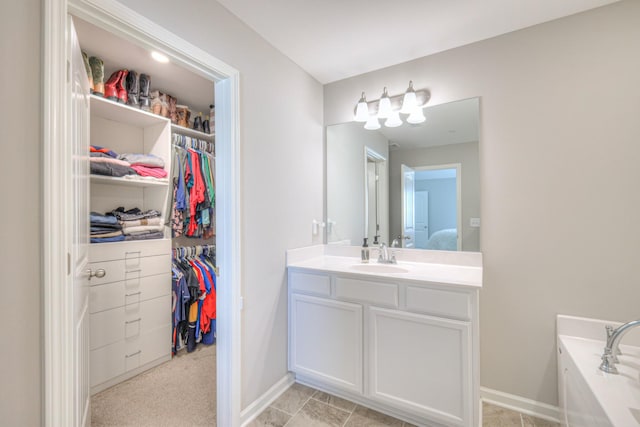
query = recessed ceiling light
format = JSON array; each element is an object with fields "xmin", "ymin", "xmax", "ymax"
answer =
[{"xmin": 151, "ymin": 51, "xmax": 169, "ymax": 63}]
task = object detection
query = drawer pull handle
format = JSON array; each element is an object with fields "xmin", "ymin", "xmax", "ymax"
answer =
[
  {"xmin": 86, "ymin": 268, "xmax": 106, "ymax": 280},
  {"xmin": 125, "ymin": 318, "xmax": 142, "ymax": 324},
  {"xmin": 126, "ymin": 269, "xmax": 142, "ymax": 274},
  {"xmin": 125, "ymin": 292, "xmax": 142, "ymax": 297},
  {"xmin": 125, "ymin": 350, "xmax": 141, "ymax": 358}
]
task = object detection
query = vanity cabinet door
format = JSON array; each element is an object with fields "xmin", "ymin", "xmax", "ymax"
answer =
[
  {"xmin": 368, "ymin": 307, "xmax": 472, "ymax": 427},
  {"xmin": 290, "ymin": 293, "xmax": 363, "ymax": 394}
]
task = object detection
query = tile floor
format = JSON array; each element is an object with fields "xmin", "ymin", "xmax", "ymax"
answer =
[{"xmin": 248, "ymin": 383, "xmax": 561, "ymax": 427}]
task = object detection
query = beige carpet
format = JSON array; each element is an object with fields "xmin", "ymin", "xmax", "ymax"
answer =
[{"xmin": 91, "ymin": 344, "xmax": 216, "ymax": 426}]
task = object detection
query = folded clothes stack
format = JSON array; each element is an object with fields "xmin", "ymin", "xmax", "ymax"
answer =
[
  {"xmin": 90, "ymin": 212, "xmax": 125, "ymax": 243},
  {"xmin": 110, "ymin": 207, "xmax": 165, "ymax": 241},
  {"xmin": 89, "ymin": 145, "xmax": 168, "ymax": 180},
  {"xmin": 118, "ymin": 153, "xmax": 168, "ymax": 178},
  {"xmin": 90, "ymin": 146, "xmax": 137, "ymax": 178}
]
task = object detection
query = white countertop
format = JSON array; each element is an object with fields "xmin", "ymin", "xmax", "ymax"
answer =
[{"xmin": 286, "ymin": 245, "xmax": 483, "ymax": 288}]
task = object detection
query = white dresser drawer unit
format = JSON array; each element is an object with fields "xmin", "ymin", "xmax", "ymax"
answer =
[
  {"xmin": 90, "ymin": 324, "xmax": 172, "ymax": 390},
  {"xmin": 89, "ymin": 239, "xmax": 171, "ymax": 262},
  {"xmin": 89, "ymin": 272, "xmax": 171, "ymax": 314},
  {"xmin": 88, "ymin": 254, "xmax": 171, "ymax": 287},
  {"xmin": 90, "ymin": 294, "xmax": 171, "ymax": 350}
]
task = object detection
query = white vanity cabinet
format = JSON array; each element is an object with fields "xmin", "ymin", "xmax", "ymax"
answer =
[{"xmin": 288, "ymin": 266, "xmax": 479, "ymax": 427}]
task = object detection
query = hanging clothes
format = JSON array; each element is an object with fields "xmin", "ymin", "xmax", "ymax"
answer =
[
  {"xmin": 170, "ymin": 134, "xmax": 215, "ymax": 239},
  {"xmin": 171, "ymin": 245, "xmax": 217, "ymax": 355}
]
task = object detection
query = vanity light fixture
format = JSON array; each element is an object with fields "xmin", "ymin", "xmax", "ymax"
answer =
[
  {"xmin": 353, "ymin": 82, "xmax": 430, "ymax": 130},
  {"xmin": 385, "ymin": 110, "xmax": 403, "ymax": 128},
  {"xmin": 377, "ymin": 87, "xmax": 392, "ymax": 119},
  {"xmin": 354, "ymin": 92, "xmax": 369, "ymax": 122},
  {"xmin": 400, "ymin": 81, "xmax": 417, "ymax": 114},
  {"xmin": 406, "ymin": 105, "xmax": 426, "ymax": 124},
  {"xmin": 364, "ymin": 115, "xmax": 381, "ymax": 130}
]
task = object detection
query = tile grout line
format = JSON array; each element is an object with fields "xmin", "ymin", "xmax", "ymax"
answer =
[
  {"xmin": 281, "ymin": 392, "xmax": 315, "ymax": 427},
  {"xmin": 309, "ymin": 395, "xmax": 355, "ymax": 418}
]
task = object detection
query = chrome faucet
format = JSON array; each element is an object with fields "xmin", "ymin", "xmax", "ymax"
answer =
[
  {"xmin": 391, "ymin": 238, "xmax": 400, "ymax": 248},
  {"xmin": 599, "ymin": 319, "xmax": 640, "ymax": 374},
  {"xmin": 377, "ymin": 242, "xmax": 397, "ymax": 264}
]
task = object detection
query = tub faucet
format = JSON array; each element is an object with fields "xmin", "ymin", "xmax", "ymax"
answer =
[
  {"xmin": 377, "ymin": 242, "xmax": 397, "ymax": 264},
  {"xmin": 599, "ymin": 319, "xmax": 640, "ymax": 374}
]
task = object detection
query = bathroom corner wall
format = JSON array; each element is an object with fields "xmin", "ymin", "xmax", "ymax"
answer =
[{"xmin": 324, "ymin": 0, "xmax": 640, "ymax": 406}]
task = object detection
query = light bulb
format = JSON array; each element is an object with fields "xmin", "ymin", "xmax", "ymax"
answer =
[
  {"xmin": 406, "ymin": 106, "xmax": 426, "ymax": 124},
  {"xmin": 377, "ymin": 87, "xmax": 392, "ymax": 119},
  {"xmin": 354, "ymin": 92, "xmax": 369, "ymax": 122},
  {"xmin": 151, "ymin": 51, "xmax": 169, "ymax": 63},
  {"xmin": 401, "ymin": 81, "xmax": 417, "ymax": 114},
  {"xmin": 385, "ymin": 110, "xmax": 402, "ymax": 128},
  {"xmin": 364, "ymin": 116, "xmax": 381, "ymax": 130}
]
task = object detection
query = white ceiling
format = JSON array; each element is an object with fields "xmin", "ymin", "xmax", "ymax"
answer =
[{"xmin": 216, "ymin": 0, "xmax": 620, "ymax": 83}]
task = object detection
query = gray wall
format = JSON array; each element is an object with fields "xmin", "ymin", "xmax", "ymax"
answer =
[
  {"xmin": 324, "ymin": 1, "xmax": 640, "ymax": 405},
  {"xmin": 327, "ymin": 123, "xmax": 389, "ymax": 245},
  {"xmin": 390, "ymin": 141, "xmax": 480, "ymax": 252},
  {"xmin": 0, "ymin": 0, "xmax": 42, "ymax": 424}
]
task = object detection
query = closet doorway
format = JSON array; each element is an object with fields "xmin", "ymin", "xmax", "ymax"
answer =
[{"xmin": 43, "ymin": 0, "xmax": 241, "ymax": 426}]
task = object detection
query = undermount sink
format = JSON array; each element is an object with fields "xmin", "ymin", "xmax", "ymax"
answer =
[{"xmin": 350, "ymin": 263, "xmax": 409, "ymax": 274}]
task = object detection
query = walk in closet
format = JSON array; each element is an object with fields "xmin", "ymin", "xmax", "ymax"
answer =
[{"xmin": 73, "ymin": 16, "xmax": 218, "ymax": 397}]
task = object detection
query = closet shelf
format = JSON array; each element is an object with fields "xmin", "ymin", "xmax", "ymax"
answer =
[
  {"xmin": 91, "ymin": 94, "xmax": 170, "ymax": 128},
  {"xmin": 90, "ymin": 175, "xmax": 170, "ymax": 188},
  {"xmin": 171, "ymin": 123, "xmax": 214, "ymax": 141}
]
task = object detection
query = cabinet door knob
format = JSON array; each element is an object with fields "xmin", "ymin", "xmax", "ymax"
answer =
[{"xmin": 86, "ymin": 268, "xmax": 106, "ymax": 280}]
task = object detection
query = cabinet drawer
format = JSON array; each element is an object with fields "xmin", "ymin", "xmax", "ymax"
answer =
[
  {"xmin": 90, "ymin": 295, "xmax": 171, "ymax": 350},
  {"xmin": 335, "ymin": 277, "xmax": 398, "ymax": 307},
  {"xmin": 90, "ymin": 238, "xmax": 171, "ymax": 262},
  {"xmin": 90, "ymin": 324, "xmax": 171, "ymax": 388},
  {"xmin": 88, "ymin": 254, "xmax": 171, "ymax": 287},
  {"xmin": 289, "ymin": 271, "xmax": 330, "ymax": 296},
  {"xmin": 89, "ymin": 273, "xmax": 171, "ymax": 314},
  {"xmin": 405, "ymin": 286, "xmax": 471, "ymax": 321}
]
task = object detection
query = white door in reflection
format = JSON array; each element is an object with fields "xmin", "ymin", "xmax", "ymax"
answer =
[
  {"xmin": 415, "ymin": 190, "xmax": 429, "ymax": 248},
  {"xmin": 401, "ymin": 164, "xmax": 416, "ymax": 248}
]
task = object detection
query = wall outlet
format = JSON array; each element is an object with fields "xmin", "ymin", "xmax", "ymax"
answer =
[{"xmin": 470, "ymin": 218, "xmax": 481, "ymax": 227}]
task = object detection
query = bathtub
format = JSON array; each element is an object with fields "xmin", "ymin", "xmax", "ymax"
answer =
[{"xmin": 557, "ymin": 315, "xmax": 640, "ymax": 427}]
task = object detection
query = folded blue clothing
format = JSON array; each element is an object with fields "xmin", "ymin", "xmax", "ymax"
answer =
[
  {"xmin": 91, "ymin": 235, "xmax": 126, "ymax": 243},
  {"xmin": 90, "ymin": 224, "xmax": 122, "ymax": 233},
  {"xmin": 90, "ymin": 212, "xmax": 118, "ymax": 225}
]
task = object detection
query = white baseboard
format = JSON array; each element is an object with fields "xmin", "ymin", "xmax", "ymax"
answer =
[
  {"xmin": 480, "ymin": 387, "xmax": 561, "ymax": 424},
  {"xmin": 240, "ymin": 373, "xmax": 295, "ymax": 426}
]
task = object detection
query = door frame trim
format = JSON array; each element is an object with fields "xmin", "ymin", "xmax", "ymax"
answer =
[{"xmin": 43, "ymin": 1, "xmax": 242, "ymax": 425}]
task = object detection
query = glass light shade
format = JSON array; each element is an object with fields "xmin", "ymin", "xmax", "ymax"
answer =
[
  {"xmin": 364, "ymin": 116, "xmax": 381, "ymax": 130},
  {"xmin": 354, "ymin": 92, "xmax": 369, "ymax": 122},
  {"xmin": 400, "ymin": 81, "xmax": 417, "ymax": 114},
  {"xmin": 385, "ymin": 110, "xmax": 402, "ymax": 128},
  {"xmin": 377, "ymin": 88, "xmax": 392, "ymax": 118},
  {"xmin": 406, "ymin": 106, "xmax": 426, "ymax": 124}
]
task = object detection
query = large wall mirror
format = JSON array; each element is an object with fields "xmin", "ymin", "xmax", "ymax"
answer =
[{"xmin": 326, "ymin": 97, "xmax": 480, "ymax": 252}]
